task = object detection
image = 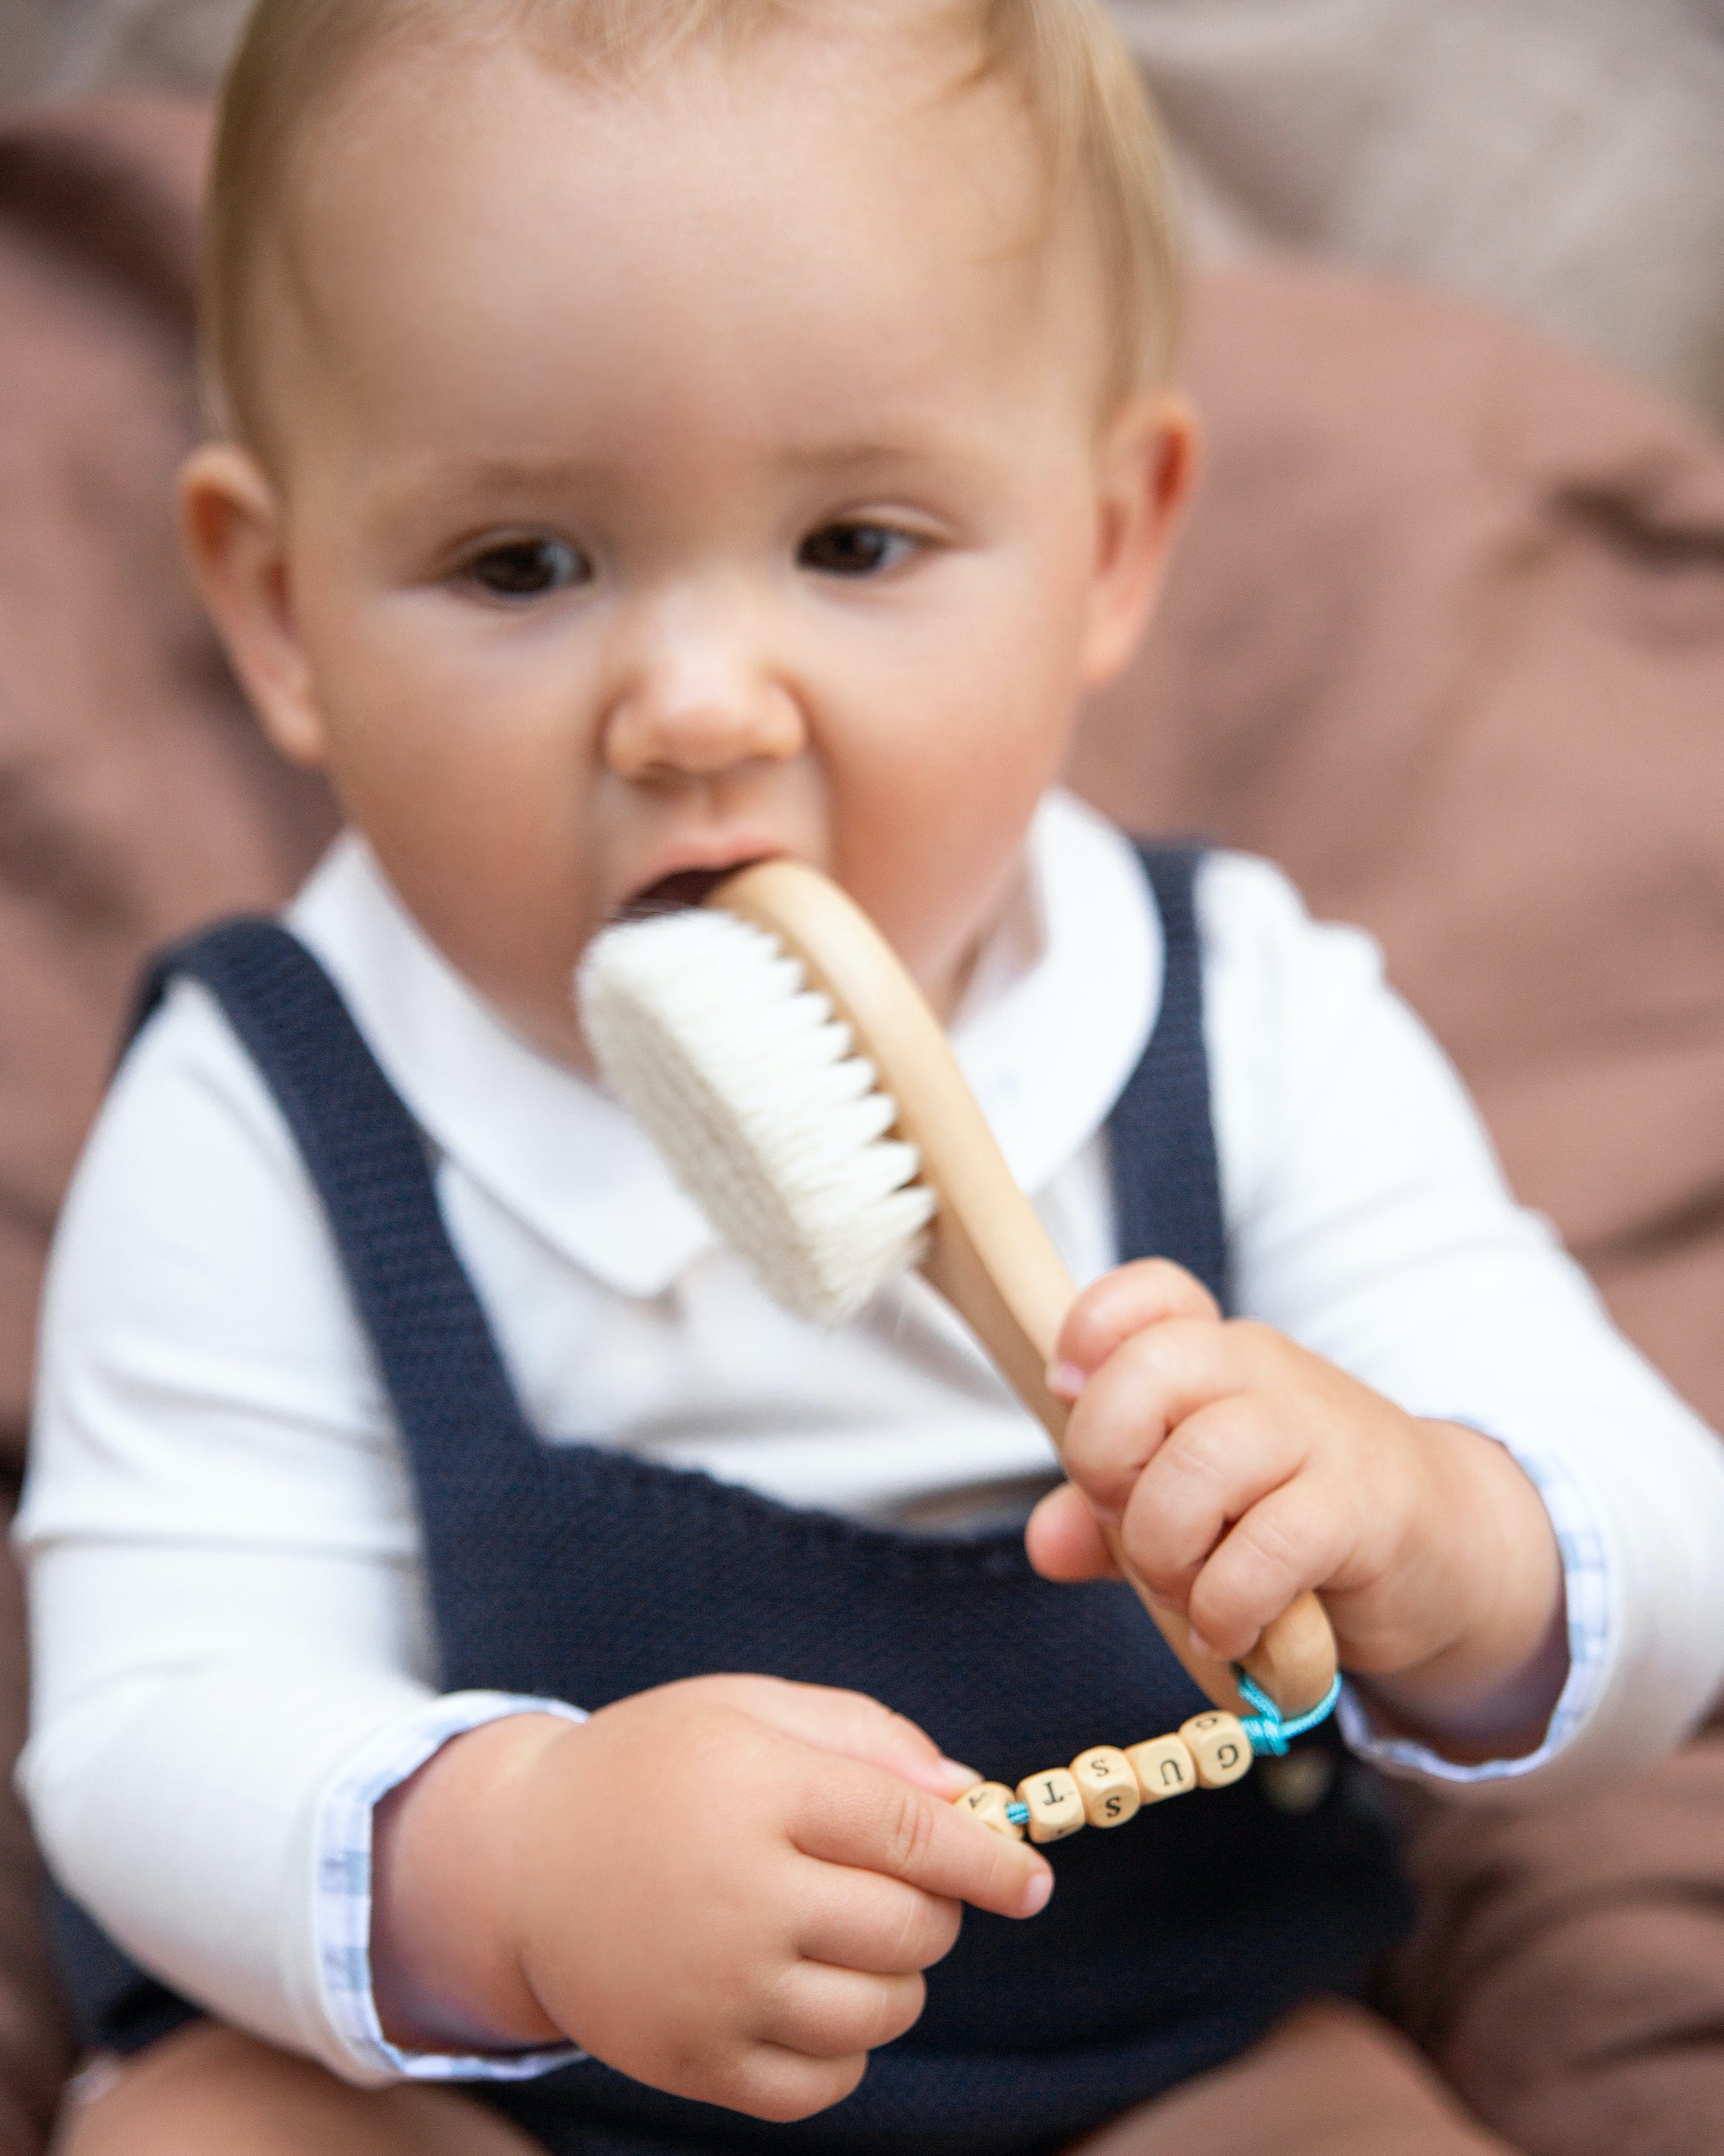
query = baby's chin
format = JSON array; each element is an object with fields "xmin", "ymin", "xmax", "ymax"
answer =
[
  {"xmin": 429, "ymin": 935, "xmax": 604, "ymax": 1079},
  {"xmin": 520, "ymin": 995, "xmax": 604, "ymax": 1081}
]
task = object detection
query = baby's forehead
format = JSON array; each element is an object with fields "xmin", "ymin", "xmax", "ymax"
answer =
[
  {"xmin": 268, "ymin": 27, "xmax": 1095, "ymax": 433},
  {"xmin": 216, "ymin": 0, "xmax": 1173, "ymax": 460},
  {"xmin": 289, "ymin": 11, "xmax": 1060, "ymax": 249}
]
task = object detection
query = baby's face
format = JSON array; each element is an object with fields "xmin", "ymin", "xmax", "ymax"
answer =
[{"xmin": 188, "ymin": 26, "xmax": 1189, "ymax": 1066}]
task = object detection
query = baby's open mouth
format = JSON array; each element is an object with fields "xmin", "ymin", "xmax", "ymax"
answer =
[{"xmin": 615, "ymin": 864, "xmax": 763, "ymax": 922}]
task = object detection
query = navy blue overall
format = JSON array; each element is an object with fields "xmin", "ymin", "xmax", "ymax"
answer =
[{"xmin": 54, "ymin": 846, "xmax": 1410, "ymax": 2155}]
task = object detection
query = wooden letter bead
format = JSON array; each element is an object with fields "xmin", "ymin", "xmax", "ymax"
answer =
[
  {"xmin": 1179, "ymin": 1711, "xmax": 1254, "ymax": 1789},
  {"xmin": 1125, "ymin": 1733, "xmax": 1197, "ymax": 1805},
  {"xmin": 1016, "ymin": 1768, "xmax": 1086, "ymax": 1844},
  {"xmin": 955, "ymin": 1782, "xmax": 1025, "ymax": 1841},
  {"xmin": 1069, "ymin": 1746, "xmax": 1141, "ymax": 1828}
]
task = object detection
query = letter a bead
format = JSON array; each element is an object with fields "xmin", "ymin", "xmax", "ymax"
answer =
[
  {"xmin": 1069, "ymin": 1746, "xmax": 1141, "ymax": 1828},
  {"xmin": 956, "ymin": 1782, "xmax": 1025, "ymax": 1841},
  {"xmin": 1125, "ymin": 1734, "xmax": 1196, "ymax": 1805},
  {"xmin": 1179, "ymin": 1711, "xmax": 1253, "ymax": 1789},
  {"xmin": 1017, "ymin": 1768, "xmax": 1085, "ymax": 1844}
]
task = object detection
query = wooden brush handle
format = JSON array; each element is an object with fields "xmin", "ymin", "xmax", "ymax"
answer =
[{"xmin": 713, "ymin": 863, "xmax": 1339, "ymax": 1720}]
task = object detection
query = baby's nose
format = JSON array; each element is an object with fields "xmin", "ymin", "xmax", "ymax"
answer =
[{"xmin": 604, "ymin": 646, "xmax": 805, "ymax": 783}]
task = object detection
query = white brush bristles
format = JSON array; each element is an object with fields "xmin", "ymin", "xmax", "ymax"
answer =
[{"xmin": 578, "ymin": 908, "xmax": 936, "ymax": 1325}]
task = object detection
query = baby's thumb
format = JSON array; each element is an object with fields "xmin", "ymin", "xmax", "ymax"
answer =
[{"xmin": 730, "ymin": 1677, "xmax": 980, "ymax": 1799}]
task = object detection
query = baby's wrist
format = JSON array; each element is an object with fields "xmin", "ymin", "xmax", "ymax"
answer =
[
  {"xmin": 1350, "ymin": 1594, "xmax": 1569, "ymax": 1761},
  {"xmin": 1350, "ymin": 1420, "xmax": 1567, "ymax": 1759},
  {"xmin": 372, "ymin": 1711, "xmax": 573, "ymax": 2054}
]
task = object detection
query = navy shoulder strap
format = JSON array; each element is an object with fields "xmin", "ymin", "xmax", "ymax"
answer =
[
  {"xmin": 133, "ymin": 922, "xmax": 540, "ymax": 1506},
  {"xmin": 1114, "ymin": 844, "xmax": 1230, "ymax": 1312}
]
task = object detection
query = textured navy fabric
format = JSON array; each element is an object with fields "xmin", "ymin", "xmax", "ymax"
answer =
[
  {"xmin": 55, "ymin": 845, "xmax": 1409, "ymax": 2152},
  {"xmin": 1120, "ymin": 849, "xmax": 1231, "ymax": 1314}
]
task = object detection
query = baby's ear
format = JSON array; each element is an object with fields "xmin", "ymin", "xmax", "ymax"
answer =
[
  {"xmin": 1078, "ymin": 390, "xmax": 1200, "ymax": 691},
  {"xmin": 179, "ymin": 443, "xmax": 331, "ymax": 768}
]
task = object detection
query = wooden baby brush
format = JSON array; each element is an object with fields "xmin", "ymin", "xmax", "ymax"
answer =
[{"xmin": 579, "ymin": 859, "xmax": 1338, "ymax": 1720}]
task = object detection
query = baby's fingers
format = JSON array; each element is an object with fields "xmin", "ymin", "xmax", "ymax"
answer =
[
  {"xmin": 796, "ymin": 1865, "xmax": 962, "ymax": 1976},
  {"xmin": 1050, "ymin": 1258, "xmax": 1221, "ymax": 1399},
  {"xmin": 796, "ymin": 1771, "xmax": 1051, "ymax": 1920},
  {"xmin": 1117, "ymin": 1396, "xmax": 1349, "ymax": 1659},
  {"xmin": 1024, "ymin": 1480, "xmax": 1120, "ymax": 1583},
  {"xmin": 1059, "ymin": 1317, "xmax": 1265, "ymax": 1516},
  {"xmin": 701, "ymin": 1675, "xmax": 979, "ymax": 1799},
  {"xmin": 757, "ymin": 1963, "xmax": 927, "ymax": 2060},
  {"xmin": 722, "ymin": 2042, "xmax": 868, "ymax": 2125},
  {"xmin": 1184, "ymin": 1477, "xmax": 1352, "ymax": 1664}
]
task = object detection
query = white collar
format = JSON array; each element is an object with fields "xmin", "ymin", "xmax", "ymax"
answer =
[{"xmin": 288, "ymin": 791, "xmax": 1162, "ymax": 1299}]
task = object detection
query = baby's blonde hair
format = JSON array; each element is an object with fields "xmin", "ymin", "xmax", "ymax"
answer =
[{"xmin": 203, "ymin": 0, "xmax": 1182, "ymax": 443}]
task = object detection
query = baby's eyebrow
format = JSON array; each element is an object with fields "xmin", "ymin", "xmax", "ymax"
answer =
[
  {"xmin": 439, "ymin": 440, "xmax": 963, "ymax": 483},
  {"xmin": 359, "ymin": 452, "xmax": 627, "ymax": 533},
  {"xmin": 384, "ymin": 453, "xmax": 614, "ymax": 504},
  {"xmin": 770, "ymin": 430, "xmax": 975, "ymax": 478},
  {"xmin": 367, "ymin": 430, "xmax": 987, "ymax": 528},
  {"xmin": 773, "ymin": 440, "xmax": 914, "ymax": 471}
]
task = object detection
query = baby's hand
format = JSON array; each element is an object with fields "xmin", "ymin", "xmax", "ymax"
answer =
[
  {"xmin": 372, "ymin": 1675, "xmax": 1049, "ymax": 2122},
  {"xmin": 1025, "ymin": 1261, "xmax": 1567, "ymax": 1754}
]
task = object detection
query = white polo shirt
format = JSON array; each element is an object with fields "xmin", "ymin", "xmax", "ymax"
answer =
[{"xmin": 18, "ymin": 791, "xmax": 1724, "ymax": 2084}]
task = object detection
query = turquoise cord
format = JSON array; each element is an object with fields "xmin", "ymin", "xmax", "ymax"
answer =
[{"xmin": 1237, "ymin": 1670, "xmax": 1343, "ymax": 1757}]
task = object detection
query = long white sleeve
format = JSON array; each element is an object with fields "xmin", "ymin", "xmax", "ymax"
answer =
[{"xmin": 19, "ymin": 992, "xmax": 443, "ymax": 2076}]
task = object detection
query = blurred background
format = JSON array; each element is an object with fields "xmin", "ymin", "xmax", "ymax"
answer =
[
  {"xmin": 2, "ymin": 11, "xmax": 1724, "ymax": 2150},
  {"xmin": 1, "ymin": 0, "xmax": 1722, "ymax": 426}
]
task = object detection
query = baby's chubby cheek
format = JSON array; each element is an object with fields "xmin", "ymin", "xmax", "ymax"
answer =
[
  {"xmin": 333, "ymin": 787, "xmax": 604, "ymax": 1062},
  {"xmin": 830, "ymin": 704, "xmax": 1079, "ymax": 1013}
]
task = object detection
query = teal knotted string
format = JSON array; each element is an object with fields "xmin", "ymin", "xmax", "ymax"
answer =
[{"xmin": 1236, "ymin": 1670, "xmax": 1343, "ymax": 1757}]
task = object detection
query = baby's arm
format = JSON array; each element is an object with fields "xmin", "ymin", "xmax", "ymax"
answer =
[
  {"xmin": 19, "ymin": 980, "xmax": 479, "ymax": 2074},
  {"xmin": 369, "ymin": 1675, "xmax": 1045, "ymax": 2119},
  {"xmin": 1028, "ymin": 854, "xmax": 1724, "ymax": 1782},
  {"xmin": 21, "ymin": 980, "xmax": 1043, "ymax": 2104}
]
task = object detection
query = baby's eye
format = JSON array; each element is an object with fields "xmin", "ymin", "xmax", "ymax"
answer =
[
  {"xmin": 798, "ymin": 522, "xmax": 917, "ymax": 579},
  {"xmin": 465, "ymin": 537, "xmax": 589, "ymax": 601}
]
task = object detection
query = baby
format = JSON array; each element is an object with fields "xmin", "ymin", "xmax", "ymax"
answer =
[{"xmin": 21, "ymin": 3, "xmax": 1724, "ymax": 2153}]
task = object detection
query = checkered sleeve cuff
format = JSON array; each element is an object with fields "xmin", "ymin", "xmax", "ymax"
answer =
[{"xmin": 316, "ymin": 1691, "xmax": 589, "ymax": 2081}]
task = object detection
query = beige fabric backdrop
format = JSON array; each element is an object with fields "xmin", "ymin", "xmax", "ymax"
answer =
[{"xmin": 1115, "ymin": 0, "xmax": 1724, "ymax": 429}]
